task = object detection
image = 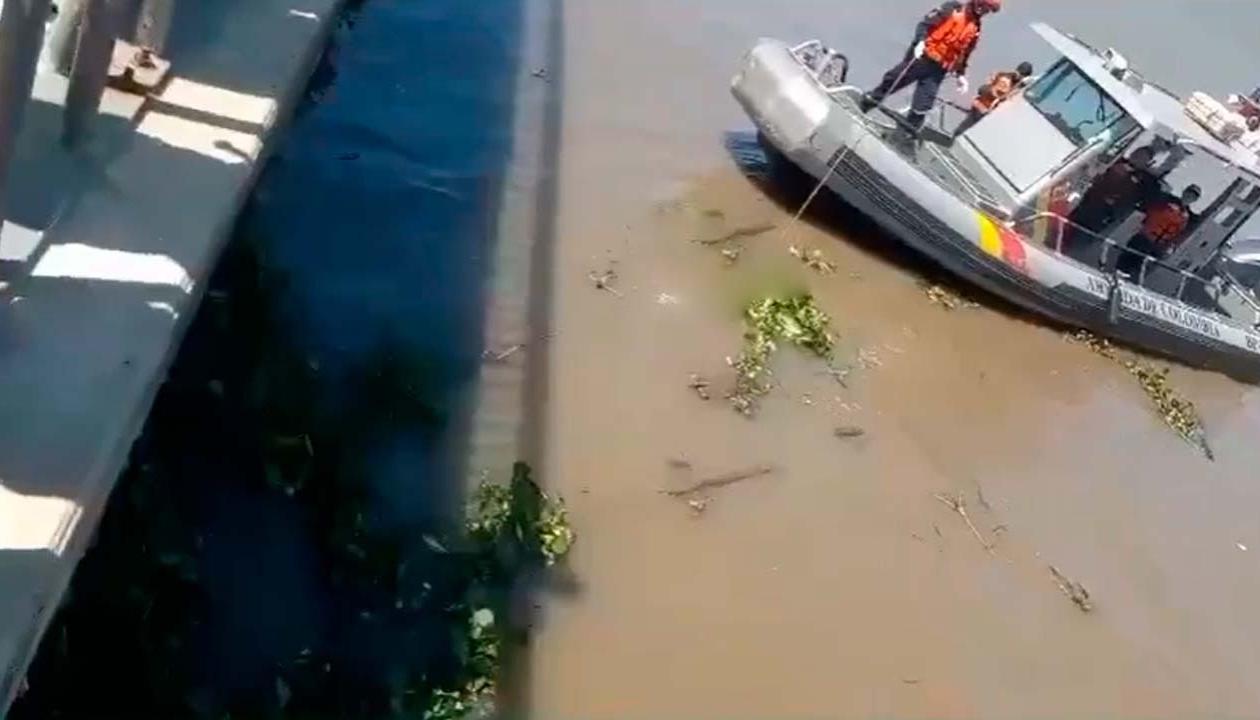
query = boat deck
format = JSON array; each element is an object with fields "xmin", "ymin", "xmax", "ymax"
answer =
[{"xmin": 835, "ymin": 93, "xmax": 1008, "ymax": 210}]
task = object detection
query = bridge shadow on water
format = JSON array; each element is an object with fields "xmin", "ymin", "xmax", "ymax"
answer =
[{"xmin": 10, "ymin": 0, "xmax": 567, "ymax": 716}]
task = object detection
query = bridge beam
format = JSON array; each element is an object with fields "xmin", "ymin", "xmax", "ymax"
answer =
[
  {"xmin": 0, "ymin": 0, "xmax": 53, "ymax": 231},
  {"xmin": 62, "ymin": 0, "xmax": 119, "ymax": 147}
]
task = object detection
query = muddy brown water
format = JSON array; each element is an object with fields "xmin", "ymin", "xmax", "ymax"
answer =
[{"xmin": 525, "ymin": 1, "xmax": 1260, "ymax": 717}]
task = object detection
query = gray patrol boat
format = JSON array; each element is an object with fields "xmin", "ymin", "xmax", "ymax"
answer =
[{"xmin": 733, "ymin": 23, "xmax": 1260, "ymax": 381}]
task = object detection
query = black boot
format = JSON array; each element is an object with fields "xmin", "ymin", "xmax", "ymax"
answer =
[
  {"xmin": 905, "ymin": 111, "xmax": 927, "ymax": 135},
  {"xmin": 887, "ymin": 112, "xmax": 924, "ymax": 151},
  {"xmin": 858, "ymin": 94, "xmax": 878, "ymax": 113}
]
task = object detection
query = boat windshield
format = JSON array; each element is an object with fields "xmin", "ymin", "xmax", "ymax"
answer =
[{"xmin": 1025, "ymin": 62, "xmax": 1136, "ymax": 147}]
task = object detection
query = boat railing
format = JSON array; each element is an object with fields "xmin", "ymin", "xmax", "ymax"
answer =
[
  {"xmin": 1218, "ymin": 267, "xmax": 1260, "ymax": 324},
  {"xmin": 789, "ymin": 41, "xmax": 850, "ymax": 94},
  {"xmin": 931, "ymin": 98, "xmax": 971, "ymax": 129},
  {"xmin": 1011, "ymin": 211, "xmax": 1254, "ymax": 322}
]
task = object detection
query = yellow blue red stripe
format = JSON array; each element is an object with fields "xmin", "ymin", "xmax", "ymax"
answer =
[{"xmin": 976, "ymin": 213, "xmax": 1027, "ymax": 273}]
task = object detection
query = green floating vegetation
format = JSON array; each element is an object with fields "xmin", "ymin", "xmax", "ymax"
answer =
[
  {"xmin": 729, "ymin": 294, "xmax": 835, "ymax": 416},
  {"xmin": 467, "ymin": 463, "xmax": 576, "ymax": 569},
  {"xmin": 421, "ymin": 608, "xmax": 498, "ymax": 720},
  {"xmin": 423, "ymin": 463, "xmax": 574, "ymax": 720},
  {"xmin": 1067, "ymin": 330, "xmax": 1212, "ymax": 459}
]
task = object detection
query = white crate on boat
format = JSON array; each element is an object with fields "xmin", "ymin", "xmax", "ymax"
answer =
[{"xmin": 1186, "ymin": 91, "xmax": 1246, "ymax": 143}]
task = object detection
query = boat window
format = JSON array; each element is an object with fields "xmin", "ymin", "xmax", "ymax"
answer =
[
  {"xmin": 1216, "ymin": 206, "xmax": 1245, "ymax": 227},
  {"xmin": 1240, "ymin": 182, "xmax": 1260, "ymax": 204},
  {"xmin": 1024, "ymin": 62, "xmax": 1134, "ymax": 147}
]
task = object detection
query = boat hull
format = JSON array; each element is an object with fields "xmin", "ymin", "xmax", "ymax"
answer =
[{"xmin": 732, "ymin": 39, "xmax": 1260, "ymax": 382}]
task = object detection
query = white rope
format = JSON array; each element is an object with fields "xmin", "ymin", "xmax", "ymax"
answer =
[{"xmin": 776, "ymin": 57, "xmax": 922, "ymax": 246}]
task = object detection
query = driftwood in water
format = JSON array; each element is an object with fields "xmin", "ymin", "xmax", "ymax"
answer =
[
  {"xmin": 695, "ymin": 223, "xmax": 777, "ymax": 246},
  {"xmin": 664, "ymin": 464, "xmax": 775, "ymax": 497}
]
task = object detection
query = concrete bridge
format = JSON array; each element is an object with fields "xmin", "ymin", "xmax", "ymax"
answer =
[{"xmin": 0, "ymin": 0, "xmax": 344, "ymax": 711}]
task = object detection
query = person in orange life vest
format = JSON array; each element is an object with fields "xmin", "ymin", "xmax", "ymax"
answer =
[
  {"xmin": 859, "ymin": 0, "xmax": 1002, "ymax": 134},
  {"xmin": 1116, "ymin": 184, "xmax": 1201, "ymax": 278},
  {"xmin": 950, "ymin": 61, "xmax": 1032, "ymax": 139}
]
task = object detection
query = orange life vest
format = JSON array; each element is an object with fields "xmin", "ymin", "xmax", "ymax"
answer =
[
  {"xmin": 923, "ymin": 9, "xmax": 981, "ymax": 71},
  {"xmin": 1142, "ymin": 201, "xmax": 1189, "ymax": 245},
  {"xmin": 972, "ymin": 72, "xmax": 1016, "ymax": 113}
]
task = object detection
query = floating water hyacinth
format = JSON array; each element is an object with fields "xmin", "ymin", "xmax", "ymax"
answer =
[
  {"xmin": 1067, "ymin": 330, "xmax": 1211, "ymax": 459},
  {"xmin": 922, "ymin": 281, "xmax": 979, "ymax": 310},
  {"xmin": 728, "ymin": 294, "xmax": 835, "ymax": 417}
]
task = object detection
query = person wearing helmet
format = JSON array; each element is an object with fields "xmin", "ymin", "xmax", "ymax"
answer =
[
  {"xmin": 859, "ymin": 0, "xmax": 1002, "ymax": 136},
  {"xmin": 950, "ymin": 60, "xmax": 1032, "ymax": 140}
]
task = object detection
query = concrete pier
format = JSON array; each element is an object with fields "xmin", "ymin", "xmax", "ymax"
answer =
[{"xmin": 0, "ymin": 0, "xmax": 343, "ymax": 709}]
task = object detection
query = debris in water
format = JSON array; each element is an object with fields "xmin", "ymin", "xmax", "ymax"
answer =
[
  {"xmin": 788, "ymin": 245, "xmax": 837, "ymax": 275},
  {"xmin": 1049, "ymin": 565, "xmax": 1093, "ymax": 612},
  {"xmin": 976, "ymin": 485, "xmax": 992, "ymax": 512},
  {"xmin": 1067, "ymin": 330, "xmax": 1212, "ymax": 459},
  {"xmin": 531, "ymin": 67, "xmax": 548, "ymax": 79},
  {"xmin": 1124, "ymin": 360, "xmax": 1212, "ymax": 459},
  {"xmin": 1066, "ymin": 329, "xmax": 1117, "ymax": 359},
  {"xmin": 728, "ymin": 294, "xmax": 835, "ymax": 416},
  {"xmin": 664, "ymin": 465, "xmax": 775, "ymax": 498},
  {"xmin": 819, "ymin": 363, "xmax": 852, "ymax": 387},
  {"xmin": 687, "ymin": 498, "xmax": 710, "ymax": 516},
  {"xmin": 834, "ymin": 426, "xmax": 866, "ymax": 439},
  {"xmin": 933, "ymin": 492, "xmax": 994, "ymax": 554},
  {"xmin": 1238, "ymin": 542, "xmax": 1249, "ymax": 552},
  {"xmin": 695, "ymin": 222, "xmax": 776, "ymax": 246},
  {"xmin": 922, "ymin": 281, "xmax": 978, "ymax": 310},
  {"xmin": 857, "ymin": 347, "xmax": 883, "ymax": 369},
  {"xmin": 421, "ymin": 534, "xmax": 449, "ymax": 554},
  {"xmin": 688, "ymin": 373, "xmax": 711, "ymax": 401},
  {"xmin": 657, "ymin": 292, "xmax": 680, "ymax": 305},
  {"xmin": 588, "ymin": 266, "xmax": 622, "ymax": 296},
  {"xmin": 482, "ymin": 343, "xmax": 524, "ymax": 363},
  {"xmin": 721, "ymin": 247, "xmax": 742, "ymax": 265}
]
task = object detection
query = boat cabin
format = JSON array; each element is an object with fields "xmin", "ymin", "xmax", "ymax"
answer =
[{"xmin": 943, "ymin": 23, "xmax": 1260, "ymax": 320}]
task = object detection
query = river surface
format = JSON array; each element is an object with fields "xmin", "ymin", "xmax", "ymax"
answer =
[{"xmin": 523, "ymin": 1, "xmax": 1260, "ymax": 718}]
